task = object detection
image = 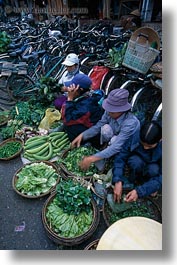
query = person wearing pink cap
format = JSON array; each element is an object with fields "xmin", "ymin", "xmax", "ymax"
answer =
[{"xmin": 71, "ymin": 88, "xmax": 140, "ymax": 171}]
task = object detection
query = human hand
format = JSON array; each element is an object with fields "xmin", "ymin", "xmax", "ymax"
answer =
[
  {"xmin": 113, "ymin": 182, "xmax": 123, "ymax": 203},
  {"xmin": 124, "ymin": 189, "xmax": 138, "ymax": 203},
  {"xmin": 79, "ymin": 156, "xmax": 94, "ymax": 171},
  {"xmin": 71, "ymin": 134, "xmax": 83, "ymax": 148},
  {"xmin": 67, "ymin": 84, "xmax": 80, "ymax": 101}
]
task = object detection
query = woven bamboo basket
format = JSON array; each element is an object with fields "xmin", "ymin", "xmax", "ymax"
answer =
[
  {"xmin": 0, "ymin": 138, "xmax": 23, "ymax": 160},
  {"xmin": 103, "ymin": 191, "xmax": 162, "ymax": 227},
  {"xmin": 42, "ymin": 192, "xmax": 100, "ymax": 246},
  {"xmin": 84, "ymin": 239, "xmax": 100, "ymax": 250},
  {"xmin": 0, "ymin": 114, "xmax": 9, "ymax": 127},
  {"xmin": 12, "ymin": 161, "xmax": 60, "ymax": 198}
]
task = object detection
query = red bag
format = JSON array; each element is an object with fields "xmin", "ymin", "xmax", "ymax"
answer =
[{"xmin": 89, "ymin": 66, "xmax": 109, "ymax": 90}]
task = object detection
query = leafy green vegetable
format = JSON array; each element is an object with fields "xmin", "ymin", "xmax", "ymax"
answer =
[
  {"xmin": 0, "ymin": 31, "xmax": 11, "ymax": 53},
  {"xmin": 46, "ymin": 197, "xmax": 93, "ymax": 238},
  {"xmin": 15, "ymin": 162, "xmax": 58, "ymax": 196},
  {"xmin": 0, "ymin": 141, "xmax": 22, "ymax": 158},
  {"xmin": 60, "ymin": 146, "xmax": 99, "ymax": 177},
  {"xmin": 56, "ymin": 179, "xmax": 92, "ymax": 215}
]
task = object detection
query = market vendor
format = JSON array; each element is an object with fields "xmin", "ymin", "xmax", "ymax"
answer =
[
  {"xmin": 71, "ymin": 88, "xmax": 140, "ymax": 171},
  {"xmin": 112, "ymin": 121, "xmax": 162, "ymax": 203},
  {"xmin": 61, "ymin": 73, "xmax": 104, "ymax": 143}
]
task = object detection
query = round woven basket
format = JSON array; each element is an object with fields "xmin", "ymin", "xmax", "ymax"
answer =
[
  {"xmin": 42, "ymin": 192, "xmax": 100, "ymax": 246},
  {"xmin": 103, "ymin": 192, "xmax": 162, "ymax": 227},
  {"xmin": 0, "ymin": 114, "xmax": 9, "ymax": 127},
  {"xmin": 0, "ymin": 138, "xmax": 23, "ymax": 161},
  {"xmin": 130, "ymin": 27, "xmax": 161, "ymax": 50},
  {"xmin": 84, "ymin": 239, "xmax": 100, "ymax": 250},
  {"xmin": 12, "ymin": 161, "xmax": 60, "ymax": 198}
]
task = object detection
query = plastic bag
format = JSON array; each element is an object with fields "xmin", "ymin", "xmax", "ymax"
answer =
[
  {"xmin": 38, "ymin": 108, "xmax": 61, "ymax": 130},
  {"xmin": 90, "ymin": 66, "xmax": 109, "ymax": 90}
]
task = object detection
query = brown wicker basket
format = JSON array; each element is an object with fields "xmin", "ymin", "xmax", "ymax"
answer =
[
  {"xmin": 0, "ymin": 114, "xmax": 9, "ymax": 127},
  {"xmin": 103, "ymin": 192, "xmax": 162, "ymax": 227},
  {"xmin": 0, "ymin": 138, "xmax": 23, "ymax": 160},
  {"xmin": 84, "ymin": 239, "xmax": 100, "ymax": 250},
  {"xmin": 12, "ymin": 161, "xmax": 60, "ymax": 199},
  {"xmin": 42, "ymin": 192, "xmax": 100, "ymax": 246}
]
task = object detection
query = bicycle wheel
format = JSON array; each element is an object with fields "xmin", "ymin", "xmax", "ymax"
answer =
[
  {"xmin": 44, "ymin": 56, "xmax": 64, "ymax": 79},
  {"xmin": 6, "ymin": 74, "xmax": 37, "ymax": 101}
]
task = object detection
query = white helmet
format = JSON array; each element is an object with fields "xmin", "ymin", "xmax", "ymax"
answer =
[{"xmin": 62, "ymin": 53, "xmax": 79, "ymax": 66}]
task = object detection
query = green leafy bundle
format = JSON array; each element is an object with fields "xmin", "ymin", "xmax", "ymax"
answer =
[
  {"xmin": 15, "ymin": 162, "xmax": 58, "ymax": 196},
  {"xmin": 37, "ymin": 76, "xmax": 62, "ymax": 105},
  {"xmin": 56, "ymin": 179, "xmax": 92, "ymax": 215},
  {"xmin": 61, "ymin": 146, "xmax": 98, "ymax": 177},
  {"xmin": 46, "ymin": 198, "xmax": 93, "ymax": 238},
  {"xmin": 0, "ymin": 31, "xmax": 11, "ymax": 54}
]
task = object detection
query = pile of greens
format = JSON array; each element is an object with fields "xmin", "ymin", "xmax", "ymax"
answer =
[
  {"xmin": 15, "ymin": 162, "xmax": 58, "ymax": 196},
  {"xmin": 37, "ymin": 76, "xmax": 62, "ymax": 105},
  {"xmin": 10, "ymin": 101, "xmax": 45, "ymax": 126},
  {"xmin": 0, "ymin": 141, "xmax": 22, "ymax": 159},
  {"xmin": 61, "ymin": 146, "xmax": 99, "ymax": 177},
  {"xmin": 0, "ymin": 31, "xmax": 11, "ymax": 53},
  {"xmin": 106, "ymin": 198, "xmax": 157, "ymax": 225},
  {"xmin": 46, "ymin": 179, "xmax": 93, "ymax": 238},
  {"xmin": 0, "ymin": 102, "xmax": 45, "ymax": 139}
]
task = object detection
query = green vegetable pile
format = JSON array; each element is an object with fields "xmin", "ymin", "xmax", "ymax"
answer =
[
  {"xmin": 46, "ymin": 179, "xmax": 93, "ymax": 238},
  {"xmin": 0, "ymin": 141, "xmax": 22, "ymax": 159},
  {"xmin": 0, "ymin": 102, "xmax": 46, "ymax": 139},
  {"xmin": 15, "ymin": 162, "xmax": 59, "ymax": 196},
  {"xmin": 107, "ymin": 42, "xmax": 128, "ymax": 68},
  {"xmin": 106, "ymin": 198, "xmax": 157, "ymax": 225},
  {"xmin": 37, "ymin": 76, "xmax": 62, "ymax": 105},
  {"xmin": 60, "ymin": 146, "xmax": 98, "ymax": 177},
  {"xmin": 0, "ymin": 31, "xmax": 11, "ymax": 53}
]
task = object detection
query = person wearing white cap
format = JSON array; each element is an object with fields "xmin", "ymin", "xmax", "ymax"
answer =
[{"xmin": 54, "ymin": 53, "xmax": 84, "ymax": 110}]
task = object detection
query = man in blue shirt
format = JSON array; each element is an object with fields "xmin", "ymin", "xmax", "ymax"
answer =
[{"xmin": 71, "ymin": 88, "xmax": 140, "ymax": 171}]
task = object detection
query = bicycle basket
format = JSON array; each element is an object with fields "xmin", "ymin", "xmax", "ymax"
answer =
[{"xmin": 122, "ymin": 27, "xmax": 160, "ymax": 74}]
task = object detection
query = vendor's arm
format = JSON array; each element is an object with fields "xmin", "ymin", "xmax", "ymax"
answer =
[
  {"xmin": 125, "ymin": 175, "xmax": 162, "ymax": 202},
  {"xmin": 71, "ymin": 112, "xmax": 108, "ymax": 147},
  {"xmin": 112, "ymin": 143, "xmax": 132, "ymax": 202}
]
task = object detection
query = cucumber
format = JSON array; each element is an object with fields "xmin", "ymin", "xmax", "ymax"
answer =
[
  {"xmin": 25, "ymin": 135, "xmax": 48, "ymax": 145},
  {"xmin": 24, "ymin": 138, "xmax": 47, "ymax": 150},
  {"xmin": 25, "ymin": 142, "xmax": 49, "ymax": 154},
  {"xmin": 36, "ymin": 143, "xmax": 50, "ymax": 156},
  {"xmin": 33, "ymin": 142, "xmax": 53, "ymax": 161}
]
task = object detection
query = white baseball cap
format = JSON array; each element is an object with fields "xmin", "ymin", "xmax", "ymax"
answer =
[{"xmin": 62, "ymin": 53, "xmax": 79, "ymax": 66}]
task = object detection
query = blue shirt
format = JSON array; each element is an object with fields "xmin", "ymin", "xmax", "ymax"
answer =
[{"xmin": 82, "ymin": 111, "xmax": 140, "ymax": 159}]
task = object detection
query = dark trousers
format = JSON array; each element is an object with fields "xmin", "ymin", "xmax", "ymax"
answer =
[{"xmin": 127, "ymin": 155, "xmax": 160, "ymax": 184}]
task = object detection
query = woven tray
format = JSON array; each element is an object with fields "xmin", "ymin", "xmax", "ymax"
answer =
[
  {"xmin": 12, "ymin": 161, "xmax": 60, "ymax": 198},
  {"xmin": 0, "ymin": 138, "xmax": 23, "ymax": 160}
]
